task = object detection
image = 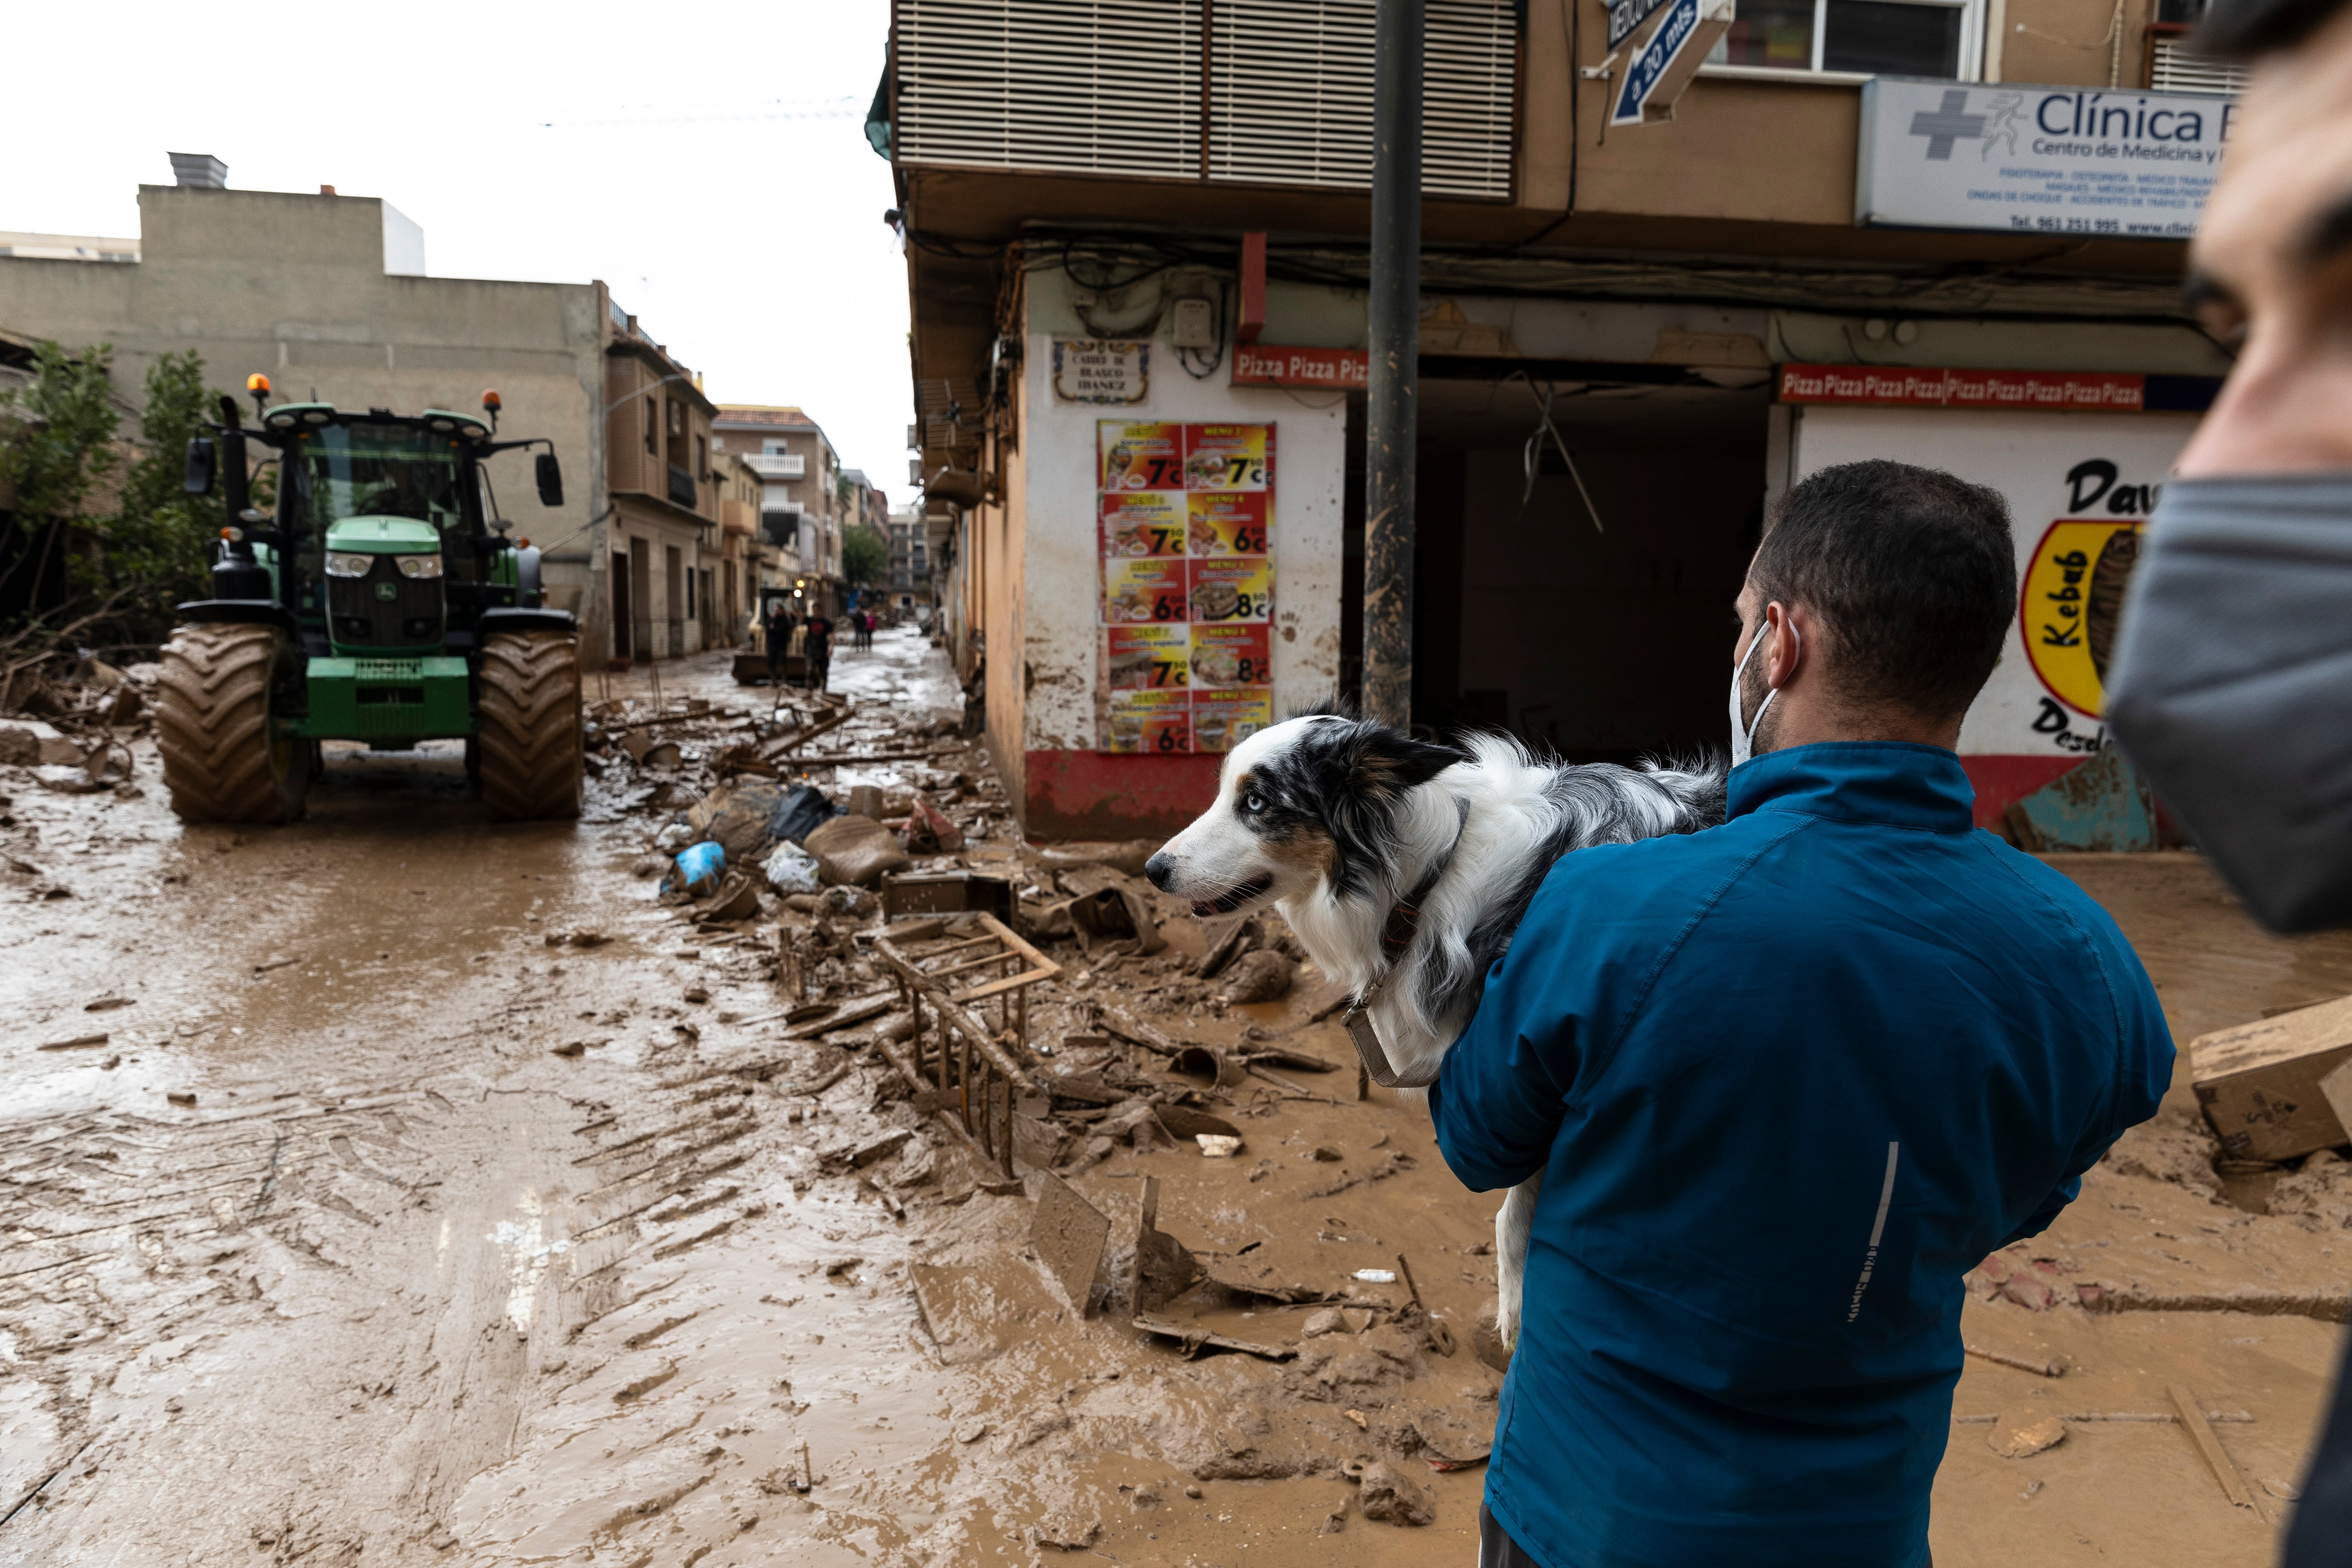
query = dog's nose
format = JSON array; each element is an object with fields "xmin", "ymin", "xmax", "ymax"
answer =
[{"xmin": 1144, "ymin": 851, "xmax": 1176, "ymax": 891}]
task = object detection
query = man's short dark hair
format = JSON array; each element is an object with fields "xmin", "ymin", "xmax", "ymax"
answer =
[{"xmin": 1752, "ymin": 460, "xmax": 2015, "ymax": 722}]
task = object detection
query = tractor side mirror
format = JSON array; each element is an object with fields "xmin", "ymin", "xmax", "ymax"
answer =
[
  {"xmin": 535, "ymin": 452, "xmax": 564, "ymax": 509},
  {"xmin": 183, "ymin": 438, "xmax": 217, "ymax": 496}
]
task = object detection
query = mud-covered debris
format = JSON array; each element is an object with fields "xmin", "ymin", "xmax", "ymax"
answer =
[
  {"xmin": 1197, "ymin": 1134, "xmax": 1242, "ymax": 1158},
  {"xmin": 1157, "ymin": 1104, "xmax": 1241, "ymax": 1143},
  {"xmin": 1035, "ymin": 839, "xmax": 1160, "ymax": 878},
  {"xmin": 902, "ymin": 790, "xmax": 966, "ymax": 853},
  {"xmin": 1184, "ymin": 1484, "xmax": 1204, "ymax": 1500},
  {"xmin": 1965, "ymin": 1344, "xmax": 2067, "ymax": 1377},
  {"xmin": 1032, "ymin": 1170, "xmax": 1113, "ymax": 1314},
  {"xmin": 1222, "ymin": 948, "xmax": 1295, "ymax": 1003},
  {"xmin": 1132, "ymin": 1313, "xmax": 1295, "ymax": 1361},
  {"xmin": 850, "ymin": 1129, "xmax": 912, "ymax": 1167},
  {"xmin": 1196, "ymin": 914, "xmax": 1255, "ymax": 978},
  {"xmin": 822, "ymin": 1256, "xmax": 864, "ymax": 1278},
  {"xmin": 805, "ymin": 814, "xmax": 912, "ymax": 887},
  {"xmin": 167, "ymin": 1091, "xmax": 197, "ymax": 1107},
  {"xmin": 1990, "ymin": 1416, "xmax": 2067, "ymax": 1459},
  {"xmin": 1131, "ymin": 1175, "xmax": 1203, "ymax": 1313},
  {"xmin": 1028, "ymin": 1508, "xmax": 1101, "ymax": 1551},
  {"xmin": 1358, "ymin": 1461, "xmax": 1435, "ymax": 1525},
  {"xmin": 683, "ymin": 985, "xmax": 709, "ymax": 1004},
  {"xmin": 551, "ymin": 1040, "xmax": 588, "ymax": 1058},
  {"xmin": 1310, "ymin": 1145, "xmax": 1343, "ymax": 1162},
  {"xmin": 1008, "ymin": 1408, "xmax": 1074, "ymax": 1450},
  {"xmin": 85, "ymin": 995, "xmax": 135, "ymax": 1012},
  {"xmin": 820, "ymin": 885, "xmax": 878, "ymax": 920},
  {"xmin": 37, "ymin": 1032, "xmax": 109, "ymax": 1051},
  {"xmin": 953, "ymin": 1418, "xmax": 991, "ymax": 1443},
  {"xmin": 695, "ymin": 872, "xmax": 760, "ymax": 923}
]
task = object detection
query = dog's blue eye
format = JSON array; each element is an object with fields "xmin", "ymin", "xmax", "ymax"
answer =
[{"xmin": 1244, "ymin": 793, "xmax": 1265, "ymax": 812}]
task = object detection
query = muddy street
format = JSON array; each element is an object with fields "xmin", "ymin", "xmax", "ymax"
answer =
[{"xmin": 5, "ymin": 629, "xmax": 2352, "ymax": 1566}]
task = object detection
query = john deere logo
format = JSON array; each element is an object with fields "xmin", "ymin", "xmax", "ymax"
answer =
[
  {"xmin": 2021, "ymin": 520, "xmax": 2142, "ymax": 716},
  {"xmin": 374, "ymin": 581, "xmax": 397, "ymax": 601}
]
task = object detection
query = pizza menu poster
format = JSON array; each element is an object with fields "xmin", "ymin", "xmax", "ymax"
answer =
[{"xmin": 1097, "ymin": 421, "xmax": 1275, "ymax": 754}]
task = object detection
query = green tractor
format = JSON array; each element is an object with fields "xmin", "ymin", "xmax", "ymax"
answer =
[{"xmin": 158, "ymin": 377, "xmax": 584, "ymax": 824}]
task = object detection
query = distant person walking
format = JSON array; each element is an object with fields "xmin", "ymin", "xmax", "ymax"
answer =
[
  {"xmin": 762, "ymin": 600, "xmax": 795, "ymax": 685},
  {"xmin": 803, "ymin": 611, "xmax": 834, "ymax": 691}
]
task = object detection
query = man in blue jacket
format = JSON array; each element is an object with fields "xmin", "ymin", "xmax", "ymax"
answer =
[{"xmin": 1432, "ymin": 460, "xmax": 2174, "ymax": 1568}]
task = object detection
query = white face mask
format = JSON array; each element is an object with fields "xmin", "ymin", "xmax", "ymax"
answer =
[{"xmin": 1728, "ymin": 616, "xmax": 1796, "ymax": 766}]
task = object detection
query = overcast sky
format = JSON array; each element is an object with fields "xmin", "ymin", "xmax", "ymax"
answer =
[{"xmin": 3, "ymin": 0, "xmax": 911, "ymax": 496}]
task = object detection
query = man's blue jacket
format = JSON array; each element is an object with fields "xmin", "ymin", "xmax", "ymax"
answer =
[{"xmin": 1430, "ymin": 742, "xmax": 2172, "ymax": 1568}]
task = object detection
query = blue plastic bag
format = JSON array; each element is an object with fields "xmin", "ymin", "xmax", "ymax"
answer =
[{"xmin": 670, "ymin": 840, "xmax": 725, "ymax": 897}]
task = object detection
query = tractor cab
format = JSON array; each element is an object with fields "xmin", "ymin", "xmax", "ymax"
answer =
[{"xmin": 254, "ymin": 403, "xmax": 529, "ymax": 657}]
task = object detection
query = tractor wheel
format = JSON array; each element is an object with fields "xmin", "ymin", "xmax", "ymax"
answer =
[
  {"xmin": 156, "ymin": 623, "xmax": 311, "ymax": 825},
  {"xmin": 478, "ymin": 631, "xmax": 583, "ymax": 822}
]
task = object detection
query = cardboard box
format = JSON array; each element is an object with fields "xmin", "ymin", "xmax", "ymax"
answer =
[{"xmin": 2191, "ymin": 995, "xmax": 2352, "ymax": 1162}]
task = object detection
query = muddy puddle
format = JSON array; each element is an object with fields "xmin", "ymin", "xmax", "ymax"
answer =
[{"xmin": 7, "ymin": 629, "xmax": 2352, "ymax": 1566}]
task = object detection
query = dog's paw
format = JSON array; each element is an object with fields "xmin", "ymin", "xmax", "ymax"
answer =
[{"xmin": 1475, "ymin": 1298, "xmax": 1516, "ymax": 1373}]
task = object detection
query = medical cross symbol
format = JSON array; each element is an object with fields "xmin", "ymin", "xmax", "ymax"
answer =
[{"xmin": 1908, "ymin": 89, "xmax": 1985, "ymax": 160}]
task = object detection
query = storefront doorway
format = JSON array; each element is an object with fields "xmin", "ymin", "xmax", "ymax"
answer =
[{"xmin": 1398, "ymin": 372, "xmax": 1772, "ymax": 763}]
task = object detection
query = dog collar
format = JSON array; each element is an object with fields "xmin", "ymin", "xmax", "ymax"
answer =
[{"xmin": 1377, "ymin": 794, "xmax": 1472, "ymax": 965}]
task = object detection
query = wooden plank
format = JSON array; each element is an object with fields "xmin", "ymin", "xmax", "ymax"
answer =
[
  {"xmin": 2190, "ymin": 995, "xmax": 2352, "ymax": 1161},
  {"xmin": 2168, "ymin": 1383, "xmax": 2263, "ymax": 1518}
]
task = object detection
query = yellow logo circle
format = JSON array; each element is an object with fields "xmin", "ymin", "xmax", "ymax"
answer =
[{"xmin": 2020, "ymin": 519, "xmax": 2142, "ymax": 718}]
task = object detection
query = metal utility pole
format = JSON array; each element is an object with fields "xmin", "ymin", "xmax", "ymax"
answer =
[{"xmin": 1363, "ymin": 0, "xmax": 1422, "ymax": 727}]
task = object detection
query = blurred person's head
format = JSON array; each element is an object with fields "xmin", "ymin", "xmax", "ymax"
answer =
[
  {"xmin": 2177, "ymin": 0, "xmax": 2352, "ymax": 474},
  {"xmin": 1732, "ymin": 461, "xmax": 2014, "ymax": 758}
]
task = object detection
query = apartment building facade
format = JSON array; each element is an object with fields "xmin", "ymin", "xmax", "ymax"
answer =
[
  {"xmin": 886, "ymin": 502, "xmax": 933, "ymax": 612},
  {"xmin": 712, "ymin": 446, "xmax": 764, "ymax": 646},
  {"xmin": 712, "ymin": 405, "xmax": 846, "ymax": 613},
  {"xmin": 881, "ymin": 0, "xmax": 2237, "ymax": 839},
  {"xmin": 604, "ymin": 318, "xmax": 723, "ymax": 662},
  {"xmin": 0, "ymin": 165, "xmax": 751, "ymax": 671}
]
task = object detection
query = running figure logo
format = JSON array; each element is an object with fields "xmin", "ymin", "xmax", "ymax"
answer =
[{"xmin": 1979, "ymin": 92, "xmax": 2024, "ymax": 159}]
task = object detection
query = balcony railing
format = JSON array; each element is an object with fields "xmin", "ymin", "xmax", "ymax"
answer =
[
  {"xmin": 745, "ymin": 452, "xmax": 805, "ymax": 478},
  {"xmin": 668, "ymin": 464, "xmax": 696, "ymax": 509}
]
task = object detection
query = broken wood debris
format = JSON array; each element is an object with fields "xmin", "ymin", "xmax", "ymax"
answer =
[
  {"xmin": 2170, "ymin": 1383, "xmax": 2264, "ymax": 1518},
  {"xmin": 1130, "ymin": 1312, "xmax": 1295, "ymax": 1362},
  {"xmin": 1963, "ymin": 1344, "xmax": 2067, "ymax": 1377}
]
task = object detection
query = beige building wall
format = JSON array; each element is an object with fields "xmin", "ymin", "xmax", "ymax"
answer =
[{"xmin": 0, "ymin": 183, "xmax": 609, "ymax": 634}]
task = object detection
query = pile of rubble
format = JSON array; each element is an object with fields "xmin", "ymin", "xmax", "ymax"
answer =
[{"xmin": 0, "ymin": 653, "xmax": 151, "ymax": 798}]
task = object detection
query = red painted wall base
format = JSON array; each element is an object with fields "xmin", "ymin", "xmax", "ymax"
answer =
[
  {"xmin": 1959, "ymin": 755, "xmax": 2085, "ymax": 832},
  {"xmin": 1022, "ymin": 750, "xmax": 1224, "ymax": 844}
]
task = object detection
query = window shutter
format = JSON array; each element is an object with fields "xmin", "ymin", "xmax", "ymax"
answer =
[
  {"xmin": 2148, "ymin": 35, "xmax": 2248, "ymax": 96},
  {"xmin": 1208, "ymin": 0, "xmax": 1517, "ymax": 199},
  {"xmin": 895, "ymin": 0, "xmax": 1204, "ymax": 176},
  {"xmin": 895, "ymin": 0, "xmax": 1517, "ymax": 200}
]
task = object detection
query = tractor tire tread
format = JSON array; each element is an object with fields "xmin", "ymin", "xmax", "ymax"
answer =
[
  {"xmin": 478, "ymin": 631, "xmax": 583, "ymax": 821},
  {"xmin": 156, "ymin": 623, "xmax": 307, "ymax": 824}
]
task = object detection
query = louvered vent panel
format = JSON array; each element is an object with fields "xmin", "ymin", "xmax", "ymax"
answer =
[
  {"xmin": 1424, "ymin": 1, "xmax": 1518, "ymax": 198},
  {"xmin": 1209, "ymin": 0, "xmax": 1516, "ymax": 199},
  {"xmin": 2148, "ymin": 37, "xmax": 2248, "ymax": 96},
  {"xmin": 1210, "ymin": 1, "xmax": 1377, "ymax": 189},
  {"xmin": 897, "ymin": 0, "xmax": 1203, "ymax": 176}
]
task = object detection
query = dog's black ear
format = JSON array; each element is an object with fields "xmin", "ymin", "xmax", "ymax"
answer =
[{"xmin": 1344, "ymin": 726, "xmax": 1466, "ymax": 797}]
